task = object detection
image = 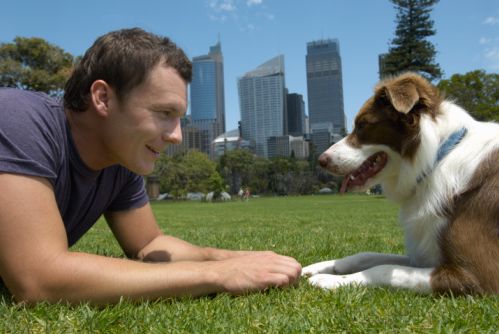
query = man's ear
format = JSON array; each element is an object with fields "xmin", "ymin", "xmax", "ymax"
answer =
[
  {"xmin": 383, "ymin": 80, "xmax": 420, "ymax": 114},
  {"xmin": 90, "ymin": 80, "xmax": 111, "ymax": 117}
]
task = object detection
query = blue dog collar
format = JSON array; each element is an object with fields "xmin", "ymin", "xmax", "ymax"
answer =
[{"xmin": 417, "ymin": 127, "xmax": 468, "ymax": 184}]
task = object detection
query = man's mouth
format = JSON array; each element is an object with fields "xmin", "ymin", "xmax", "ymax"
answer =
[
  {"xmin": 339, "ymin": 152, "xmax": 388, "ymax": 193},
  {"xmin": 146, "ymin": 145, "xmax": 161, "ymax": 157}
]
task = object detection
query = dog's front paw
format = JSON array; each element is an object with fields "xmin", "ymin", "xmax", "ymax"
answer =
[
  {"xmin": 301, "ymin": 260, "xmax": 338, "ymax": 277},
  {"xmin": 307, "ymin": 274, "xmax": 356, "ymax": 290}
]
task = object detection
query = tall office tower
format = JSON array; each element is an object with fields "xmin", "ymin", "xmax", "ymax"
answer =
[
  {"xmin": 238, "ymin": 55, "xmax": 287, "ymax": 157},
  {"xmin": 190, "ymin": 42, "xmax": 226, "ymax": 157},
  {"xmin": 287, "ymin": 93, "xmax": 306, "ymax": 137},
  {"xmin": 306, "ymin": 39, "xmax": 346, "ymax": 152}
]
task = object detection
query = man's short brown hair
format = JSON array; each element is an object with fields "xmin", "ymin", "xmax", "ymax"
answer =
[{"xmin": 64, "ymin": 28, "xmax": 192, "ymax": 111}]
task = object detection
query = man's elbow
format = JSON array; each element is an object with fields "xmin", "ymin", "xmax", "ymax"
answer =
[{"xmin": 7, "ymin": 275, "xmax": 60, "ymax": 305}]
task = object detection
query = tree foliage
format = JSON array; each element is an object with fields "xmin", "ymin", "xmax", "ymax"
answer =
[
  {"xmin": 437, "ymin": 70, "xmax": 499, "ymax": 122},
  {"xmin": 154, "ymin": 150, "xmax": 223, "ymax": 197},
  {"xmin": 0, "ymin": 37, "xmax": 75, "ymax": 95},
  {"xmin": 154, "ymin": 149, "xmax": 335, "ymax": 198},
  {"xmin": 381, "ymin": 0, "xmax": 442, "ymax": 81},
  {"xmin": 218, "ymin": 149, "xmax": 255, "ymax": 194}
]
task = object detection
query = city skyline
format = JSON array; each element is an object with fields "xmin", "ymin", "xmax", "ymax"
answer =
[{"xmin": 1, "ymin": 1, "xmax": 497, "ymax": 133}]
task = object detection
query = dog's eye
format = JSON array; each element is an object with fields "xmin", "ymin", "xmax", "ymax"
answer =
[{"xmin": 356, "ymin": 121, "xmax": 368, "ymax": 131}]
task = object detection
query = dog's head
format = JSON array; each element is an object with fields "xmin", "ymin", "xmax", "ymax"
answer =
[{"xmin": 319, "ymin": 72, "xmax": 442, "ymax": 193}]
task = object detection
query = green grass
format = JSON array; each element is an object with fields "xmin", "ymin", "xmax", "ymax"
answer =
[{"xmin": 1, "ymin": 195, "xmax": 497, "ymax": 333}]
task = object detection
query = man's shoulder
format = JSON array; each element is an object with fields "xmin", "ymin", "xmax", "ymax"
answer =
[
  {"xmin": 0, "ymin": 88, "xmax": 66, "ymax": 180},
  {"xmin": 0, "ymin": 87, "xmax": 56, "ymax": 103},
  {"xmin": 0, "ymin": 88, "xmax": 64, "ymax": 126}
]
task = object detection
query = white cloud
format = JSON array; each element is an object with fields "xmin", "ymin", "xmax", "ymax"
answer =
[
  {"xmin": 220, "ymin": 3, "xmax": 236, "ymax": 12},
  {"xmin": 208, "ymin": 14, "xmax": 227, "ymax": 22},
  {"xmin": 480, "ymin": 37, "xmax": 490, "ymax": 45},
  {"xmin": 483, "ymin": 16, "xmax": 499, "ymax": 25},
  {"xmin": 264, "ymin": 12, "xmax": 275, "ymax": 21},
  {"xmin": 209, "ymin": 0, "xmax": 237, "ymax": 12},
  {"xmin": 480, "ymin": 37, "xmax": 499, "ymax": 45},
  {"xmin": 246, "ymin": 0, "xmax": 263, "ymax": 6},
  {"xmin": 206, "ymin": 0, "xmax": 273, "ymax": 32},
  {"xmin": 484, "ymin": 47, "xmax": 499, "ymax": 69}
]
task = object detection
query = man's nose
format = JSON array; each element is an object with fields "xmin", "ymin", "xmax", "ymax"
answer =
[{"xmin": 162, "ymin": 119, "xmax": 182, "ymax": 144}]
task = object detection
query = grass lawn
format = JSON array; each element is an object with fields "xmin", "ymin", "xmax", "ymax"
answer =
[{"xmin": 1, "ymin": 194, "xmax": 497, "ymax": 333}]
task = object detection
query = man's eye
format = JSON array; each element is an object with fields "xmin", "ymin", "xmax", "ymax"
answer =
[{"xmin": 161, "ymin": 110, "xmax": 173, "ymax": 117}]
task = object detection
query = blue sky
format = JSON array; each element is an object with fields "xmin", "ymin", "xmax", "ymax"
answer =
[{"xmin": 1, "ymin": 0, "xmax": 498, "ymax": 131}]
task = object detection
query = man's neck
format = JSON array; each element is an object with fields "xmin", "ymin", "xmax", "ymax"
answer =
[{"xmin": 65, "ymin": 108, "xmax": 113, "ymax": 171}]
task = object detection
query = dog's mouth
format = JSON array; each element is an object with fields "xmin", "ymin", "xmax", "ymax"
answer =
[{"xmin": 340, "ymin": 152, "xmax": 388, "ymax": 193}]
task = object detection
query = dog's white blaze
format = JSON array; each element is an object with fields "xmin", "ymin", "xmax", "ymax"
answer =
[{"xmin": 322, "ymin": 137, "xmax": 368, "ymax": 175}]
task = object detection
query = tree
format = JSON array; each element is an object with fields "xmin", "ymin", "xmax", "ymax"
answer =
[
  {"xmin": 267, "ymin": 157, "xmax": 295, "ymax": 195},
  {"xmin": 218, "ymin": 149, "xmax": 255, "ymax": 194},
  {"xmin": 153, "ymin": 150, "xmax": 224, "ymax": 198},
  {"xmin": 181, "ymin": 150, "xmax": 222, "ymax": 194},
  {"xmin": 289, "ymin": 160, "xmax": 320, "ymax": 195},
  {"xmin": 247, "ymin": 157, "xmax": 270, "ymax": 194},
  {"xmin": 437, "ymin": 70, "xmax": 499, "ymax": 122},
  {"xmin": 153, "ymin": 154, "xmax": 183, "ymax": 197},
  {"xmin": 0, "ymin": 37, "xmax": 75, "ymax": 95},
  {"xmin": 381, "ymin": 0, "xmax": 442, "ymax": 81}
]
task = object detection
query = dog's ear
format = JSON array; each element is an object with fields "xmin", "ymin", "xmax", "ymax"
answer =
[
  {"xmin": 382, "ymin": 78, "xmax": 420, "ymax": 114},
  {"xmin": 374, "ymin": 73, "xmax": 442, "ymax": 118}
]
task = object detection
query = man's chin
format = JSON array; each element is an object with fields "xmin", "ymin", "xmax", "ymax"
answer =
[{"xmin": 125, "ymin": 163, "xmax": 155, "ymax": 176}]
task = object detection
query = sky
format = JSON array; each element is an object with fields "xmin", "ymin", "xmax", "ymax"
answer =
[{"xmin": 1, "ymin": 0, "xmax": 498, "ymax": 132}]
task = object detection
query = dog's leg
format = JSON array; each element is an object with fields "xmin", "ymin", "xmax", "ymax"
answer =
[
  {"xmin": 302, "ymin": 252, "xmax": 410, "ymax": 277},
  {"xmin": 308, "ymin": 265, "xmax": 434, "ymax": 293}
]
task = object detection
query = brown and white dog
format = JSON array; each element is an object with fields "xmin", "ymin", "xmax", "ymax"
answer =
[{"xmin": 302, "ymin": 72, "xmax": 499, "ymax": 295}]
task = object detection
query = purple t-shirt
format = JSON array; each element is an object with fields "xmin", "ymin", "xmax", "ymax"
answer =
[{"xmin": 0, "ymin": 88, "xmax": 149, "ymax": 246}]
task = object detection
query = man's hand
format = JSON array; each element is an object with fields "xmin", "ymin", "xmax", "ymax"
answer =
[{"xmin": 207, "ymin": 251, "xmax": 302, "ymax": 295}]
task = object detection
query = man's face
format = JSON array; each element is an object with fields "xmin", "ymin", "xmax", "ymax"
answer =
[{"xmin": 104, "ymin": 63, "xmax": 187, "ymax": 175}]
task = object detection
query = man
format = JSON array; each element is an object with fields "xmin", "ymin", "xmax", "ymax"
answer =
[{"xmin": 0, "ymin": 28, "xmax": 301, "ymax": 305}]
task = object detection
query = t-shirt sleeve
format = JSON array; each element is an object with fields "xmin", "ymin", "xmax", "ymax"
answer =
[
  {"xmin": 0, "ymin": 90, "xmax": 61, "ymax": 183},
  {"xmin": 106, "ymin": 170, "xmax": 149, "ymax": 212}
]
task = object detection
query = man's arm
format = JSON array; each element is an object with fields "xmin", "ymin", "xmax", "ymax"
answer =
[
  {"xmin": 0, "ymin": 174, "xmax": 301, "ymax": 305},
  {"xmin": 105, "ymin": 203, "xmax": 251, "ymax": 263}
]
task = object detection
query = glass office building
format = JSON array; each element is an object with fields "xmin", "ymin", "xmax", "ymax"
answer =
[
  {"xmin": 238, "ymin": 55, "xmax": 287, "ymax": 158},
  {"xmin": 306, "ymin": 39, "xmax": 346, "ymax": 138},
  {"xmin": 287, "ymin": 93, "xmax": 306, "ymax": 137},
  {"xmin": 190, "ymin": 42, "xmax": 226, "ymax": 157}
]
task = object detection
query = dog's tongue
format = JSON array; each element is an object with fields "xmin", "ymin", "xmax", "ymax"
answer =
[{"xmin": 340, "ymin": 174, "xmax": 351, "ymax": 194}]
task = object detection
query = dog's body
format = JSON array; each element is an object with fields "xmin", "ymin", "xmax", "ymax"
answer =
[{"xmin": 302, "ymin": 73, "xmax": 499, "ymax": 295}]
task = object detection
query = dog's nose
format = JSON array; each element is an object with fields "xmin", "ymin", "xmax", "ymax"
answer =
[{"xmin": 318, "ymin": 154, "xmax": 330, "ymax": 168}]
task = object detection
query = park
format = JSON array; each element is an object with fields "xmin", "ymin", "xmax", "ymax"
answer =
[
  {"xmin": 1, "ymin": 195, "xmax": 497, "ymax": 332},
  {"xmin": 1, "ymin": 0, "xmax": 498, "ymax": 332}
]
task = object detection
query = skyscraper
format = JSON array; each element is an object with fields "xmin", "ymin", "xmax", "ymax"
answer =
[
  {"xmin": 287, "ymin": 93, "xmax": 306, "ymax": 137},
  {"xmin": 238, "ymin": 55, "xmax": 287, "ymax": 157},
  {"xmin": 190, "ymin": 42, "xmax": 225, "ymax": 157},
  {"xmin": 306, "ymin": 39, "xmax": 346, "ymax": 152}
]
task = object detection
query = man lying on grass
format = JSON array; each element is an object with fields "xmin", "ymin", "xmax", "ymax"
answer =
[{"xmin": 0, "ymin": 28, "xmax": 301, "ymax": 305}]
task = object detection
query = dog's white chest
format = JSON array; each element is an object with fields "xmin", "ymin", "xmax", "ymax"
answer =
[{"xmin": 400, "ymin": 207, "xmax": 445, "ymax": 267}]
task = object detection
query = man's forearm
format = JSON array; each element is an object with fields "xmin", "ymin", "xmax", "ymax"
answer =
[
  {"xmin": 137, "ymin": 235, "xmax": 241, "ymax": 262},
  {"xmin": 13, "ymin": 251, "xmax": 223, "ymax": 305}
]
